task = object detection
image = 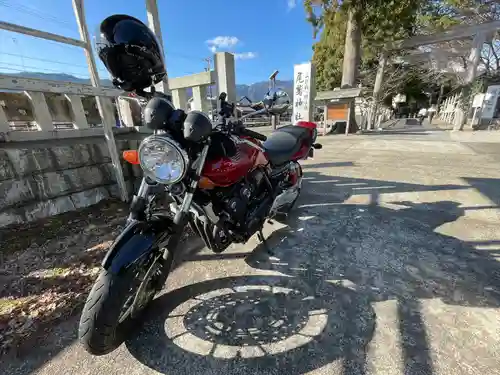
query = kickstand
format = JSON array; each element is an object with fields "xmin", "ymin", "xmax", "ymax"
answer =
[
  {"xmin": 257, "ymin": 229, "xmax": 274, "ymax": 256},
  {"xmin": 257, "ymin": 229, "xmax": 265, "ymax": 243}
]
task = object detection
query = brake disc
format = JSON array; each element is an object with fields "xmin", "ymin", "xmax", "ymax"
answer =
[{"xmin": 130, "ymin": 253, "xmax": 163, "ymax": 317}]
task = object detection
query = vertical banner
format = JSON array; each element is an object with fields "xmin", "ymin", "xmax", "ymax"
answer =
[{"xmin": 292, "ymin": 62, "xmax": 314, "ymax": 122}]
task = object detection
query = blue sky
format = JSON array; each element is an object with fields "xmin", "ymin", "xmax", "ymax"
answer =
[{"xmin": 0, "ymin": 0, "xmax": 314, "ymax": 84}]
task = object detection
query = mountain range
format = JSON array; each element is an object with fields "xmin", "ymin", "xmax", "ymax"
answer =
[{"xmin": 6, "ymin": 72, "xmax": 293, "ymax": 102}]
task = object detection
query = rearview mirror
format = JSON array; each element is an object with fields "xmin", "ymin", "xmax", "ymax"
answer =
[{"xmin": 263, "ymin": 89, "xmax": 290, "ymax": 115}]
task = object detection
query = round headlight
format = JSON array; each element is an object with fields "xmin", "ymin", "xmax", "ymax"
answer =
[{"xmin": 138, "ymin": 135, "xmax": 189, "ymax": 184}]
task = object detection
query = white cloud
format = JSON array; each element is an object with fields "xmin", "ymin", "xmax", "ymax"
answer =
[
  {"xmin": 206, "ymin": 36, "xmax": 240, "ymax": 51},
  {"xmin": 206, "ymin": 36, "xmax": 256, "ymax": 59},
  {"xmin": 234, "ymin": 52, "xmax": 257, "ymax": 60},
  {"xmin": 287, "ymin": 0, "xmax": 296, "ymax": 10}
]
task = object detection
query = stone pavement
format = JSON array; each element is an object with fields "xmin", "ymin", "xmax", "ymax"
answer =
[{"xmin": 2, "ymin": 123, "xmax": 500, "ymax": 375}]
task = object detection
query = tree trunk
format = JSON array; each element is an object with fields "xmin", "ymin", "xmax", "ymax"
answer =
[
  {"xmin": 436, "ymin": 83, "xmax": 444, "ymax": 113},
  {"xmin": 341, "ymin": 5, "xmax": 362, "ymax": 132},
  {"xmin": 341, "ymin": 6, "xmax": 362, "ymax": 88}
]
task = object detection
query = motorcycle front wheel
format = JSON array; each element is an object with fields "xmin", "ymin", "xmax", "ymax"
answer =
[{"xmin": 78, "ymin": 250, "xmax": 172, "ymax": 356}]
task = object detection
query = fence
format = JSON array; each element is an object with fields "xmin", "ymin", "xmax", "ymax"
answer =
[
  {"xmin": 0, "ymin": 0, "xmax": 237, "ymax": 227},
  {"xmin": 437, "ymin": 92, "xmax": 461, "ymax": 125}
]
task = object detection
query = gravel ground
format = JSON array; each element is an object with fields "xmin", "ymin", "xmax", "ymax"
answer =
[{"xmin": 0, "ymin": 200, "xmax": 128, "ymax": 355}]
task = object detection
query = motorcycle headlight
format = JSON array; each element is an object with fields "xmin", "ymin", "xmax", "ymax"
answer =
[{"xmin": 138, "ymin": 135, "xmax": 189, "ymax": 184}]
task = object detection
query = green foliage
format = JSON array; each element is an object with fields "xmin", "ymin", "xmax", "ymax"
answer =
[{"xmin": 305, "ymin": 0, "xmax": 425, "ymax": 90}]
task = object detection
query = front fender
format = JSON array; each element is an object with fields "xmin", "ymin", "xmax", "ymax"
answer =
[{"xmin": 102, "ymin": 216, "xmax": 175, "ymax": 275}]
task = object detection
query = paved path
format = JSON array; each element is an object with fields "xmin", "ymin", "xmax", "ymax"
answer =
[{"xmin": 3, "ymin": 123, "xmax": 500, "ymax": 375}]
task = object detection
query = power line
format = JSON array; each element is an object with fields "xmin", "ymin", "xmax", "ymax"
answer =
[
  {"xmin": 0, "ymin": 49, "xmax": 205, "ymax": 77},
  {"xmin": 0, "ymin": 61, "xmax": 105, "ymax": 78},
  {"xmin": 1, "ymin": 51, "xmax": 88, "ymax": 69},
  {"xmin": 0, "ymin": 0, "xmax": 75, "ymax": 32},
  {"xmin": 0, "ymin": 51, "xmax": 108, "ymax": 72},
  {"xmin": 166, "ymin": 51, "xmax": 206, "ymax": 61}
]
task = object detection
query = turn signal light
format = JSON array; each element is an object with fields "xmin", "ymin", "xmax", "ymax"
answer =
[
  {"xmin": 123, "ymin": 150, "xmax": 139, "ymax": 164},
  {"xmin": 198, "ymin": 176, "xmax": 216, "ymax": 190}
]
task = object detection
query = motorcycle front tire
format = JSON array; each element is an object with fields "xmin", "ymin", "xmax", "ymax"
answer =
[
  {"xmin": 79, "ymin": 269, "xmax": 137, "ymax": 355},
  {"xmin": 79, "ymin": 250, "xmax": 172, "ymax": 356}
]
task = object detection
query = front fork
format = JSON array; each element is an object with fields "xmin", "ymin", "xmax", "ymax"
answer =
[
  {"xmin": 124, "ymin": 142, "xmax": 211, "ymax": 298},
  {"xmin": 128, "ymin": 142, "xmax": 211, "ymax": 227}
]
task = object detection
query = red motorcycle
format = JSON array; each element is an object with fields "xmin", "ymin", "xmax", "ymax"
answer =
[{"xmin": 78, "ymin": 86, "xmax": 321, "ymax": 355}]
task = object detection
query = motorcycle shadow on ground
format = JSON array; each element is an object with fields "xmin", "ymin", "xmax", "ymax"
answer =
[{"xmin": 126, "ymin": 171, "xmax": 500, "ymax": 375}]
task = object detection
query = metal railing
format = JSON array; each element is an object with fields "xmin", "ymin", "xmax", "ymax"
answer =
[{"xmin": 0, "ymin": 0, "xmax": 236, "ymax": 203}]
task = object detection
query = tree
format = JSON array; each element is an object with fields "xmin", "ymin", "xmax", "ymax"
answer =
[
  {"xmin": 417, "ymin": 0, "xmax": 500, "ymax": 77},
  {"xmin": 304, "ymin": 0, "xmax": 425, "ymax": 91},
  {"xmin": 416, "ymin": 0, "xmax": 500, "ymax": 128}
]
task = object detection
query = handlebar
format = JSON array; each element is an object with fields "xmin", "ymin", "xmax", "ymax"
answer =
[
  {"xmin": 217, "ymin": 91, "xmax": 267, "ymax": 142},
  {"xmin": 235, "ymin": 126, "xmax": 267, "ymax": 142}
]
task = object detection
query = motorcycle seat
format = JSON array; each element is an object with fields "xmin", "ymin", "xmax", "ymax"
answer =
[{"xmin": 262, "ymin": 125, "xmax": 310, "ymax": 165}]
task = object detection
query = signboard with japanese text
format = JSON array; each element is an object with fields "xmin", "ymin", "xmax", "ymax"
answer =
[
  {"xmin": 292, "ymin": 62, "xmax": 314, "ymax": 122},
  {"xmin": 472, "ymin": 93, "xmax": 484, "ymax": 108},
  {"xmin": 481, "ymin": 85, "xmax": 500, "ymax": 119}
]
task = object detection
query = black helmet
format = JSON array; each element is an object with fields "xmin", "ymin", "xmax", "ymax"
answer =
[
  {"xmin": 96, "ymin": 15, "xmax": 166, "ymax": 92},
  {"xmin": 142, "ymin": 96, "xmax": 176, "ymax": 131}
]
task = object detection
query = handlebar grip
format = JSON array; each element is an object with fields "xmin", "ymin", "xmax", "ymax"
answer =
[{"xmin": 238, "ymin": 127, "xmax": 267, "ymax": 142}]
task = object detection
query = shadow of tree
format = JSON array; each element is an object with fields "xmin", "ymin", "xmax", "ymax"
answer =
[
  {"xmin": 462, "ymin": 177, "xmax": 500, "ymax": 207},
  {"xmin": 126, "ymin": 171, "xmax": 500, "ymax": 374},
  {"xmin": 247, "ymin": 200, "xmax": 500, "ymax": 308},
  {"xmin": 299, "ymin": 169, "xmax": 468, "ymax": 207},
  {"xmin": 240, "ymin": 197, "xmax": 500, "ymax": 374},
  {"xmin": 3, "ymin": 166, "xmax": 500, "ymax": 375}
]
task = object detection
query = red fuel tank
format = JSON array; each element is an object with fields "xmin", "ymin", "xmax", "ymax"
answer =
[{"xmin": 202, "ymin": 140, "xmax": 268, "ymax": 187}]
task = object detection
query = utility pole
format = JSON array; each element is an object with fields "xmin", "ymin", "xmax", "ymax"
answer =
[
  {"xmin": 269, "ymin": 70, "xmax": 279, "ymax": 129},
  {"xmin": 204, "ymin": 56, "xmax": 215, "ymax": 119},
  {"xmin": 145, "ymin": 0, "xmax": 171, "ymax": 98}
]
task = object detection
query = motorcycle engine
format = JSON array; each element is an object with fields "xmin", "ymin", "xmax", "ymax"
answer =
[{"xmin": 209, "ymin": 167, "xmax": 271, "ymax": 250}]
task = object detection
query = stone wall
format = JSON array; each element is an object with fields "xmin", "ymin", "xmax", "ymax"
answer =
[{"xmin": 0, "ymin": 137, "xmax": 143, "ymax": 228}]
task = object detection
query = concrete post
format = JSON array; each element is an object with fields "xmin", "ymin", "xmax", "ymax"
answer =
[
  {"xmin": 448, "ymin": 96, "xmax": 454, "ymax": 122},
  {"xmin": 214, "ymin": 52, "xmax": 236, "ymax": 105},
  {"xmin": 0, "ymin": 104, "xmax": 9, "ymax": 133},
  {"xmin": 445, "ymin": 97, "xmax": 451, "ymax": 122},
  {"xmin": 65, "ymin": 94, "xmax": 89, "ymax": 129},
  {"xmin": 345, "ymin": 102, "xmax": 352, "ymax": 135},
  {"xmin": 191, "ymin": 85, "xmax": 210, "ymax": 112},
  {"xmin": 451, "ymin": 94, "xmax": 459, "ymax": 123},
  {"xmin": 117, "ymin": 97, "xmax": 135, "ymax": 127},
  {"xmin": 73, "ymin": 0, "xmax": 128, "ymax": 202},
  {"xmin": 368, "ymin": 52, "xmax": 387, "ymax": 130},
  {"xmin": 448, "ymin": 97, "xmax": 454, "ymax": 122},
  {"xmin": 25, "ymin": 91, "xmax": 54, "ymax": 131},
  {"xmin": 440, "ymin": 97, "xmax": 448, "ymax": 119},
  {"xmin": 172, "ymin": 88, "xmax": 188, "ymax": 110},
  {"xmin": 323, "ymin": 103, "xmax": 328, "ymax": 135},
  {"xmin": 436, "ymin": 83, "xmax": 445, "ymax": 114},
  {"xmin": 145, "ymin": 0, "xmax": 171, "ymax": 97},
  {"xmin": 453, "ymin": 32, "xmax": 487, "ymax": 131},
  {"xmin": 439, "ymin": 97, "xmax": 450, "ymax": 121}
]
